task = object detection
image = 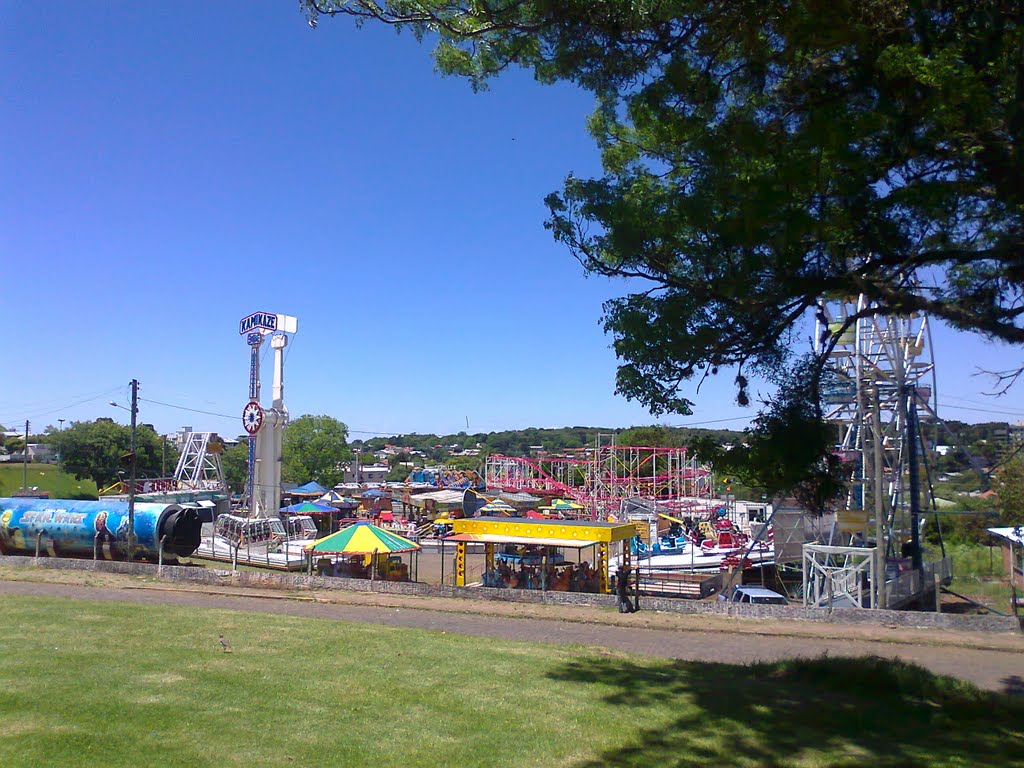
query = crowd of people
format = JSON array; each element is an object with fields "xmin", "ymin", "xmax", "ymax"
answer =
[
  {"xmin": 315, "ymin": 554, "xmax": 410, "ymax": 581},
  {"xmin": 482, "ymin": 559, "xmax": 603, "ymax": 592}
]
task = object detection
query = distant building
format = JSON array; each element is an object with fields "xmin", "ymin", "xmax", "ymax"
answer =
[
  {"xmin": 340, "ymin": 459, "xmax": 388, "ymax": 485},
  {"xmin": 9, "ymin": 444, "xmax": 56, "ymax": 463},
  {"xmin": 1010, "ymin": 423, "xmax": 1024, "ymax": 446}
]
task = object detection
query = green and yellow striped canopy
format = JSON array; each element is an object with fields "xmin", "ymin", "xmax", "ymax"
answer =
[
  {"xmin": 478, "ymin": 498, "xmax": 516, "ymax": 515},
  {"xmin": 305, "ymin": 522, "xmax": 420, "ymax": 555},
  {"xmin": 540, "ymin": 498, "xmax": 586, "ymax": 510}
]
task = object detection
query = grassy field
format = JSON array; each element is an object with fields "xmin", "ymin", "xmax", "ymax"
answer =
[
  {"xmin": 0, "ymin": 464, "xmax": 98, "ymax": 500},
  {"xmin": 0, "ymin": 596, "xmax": 1021, "ymax": 767},
  {"xmin": 931, "ymin": 542, "xmax": 1016, "ymax": 614}
]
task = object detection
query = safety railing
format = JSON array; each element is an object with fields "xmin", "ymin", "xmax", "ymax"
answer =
[{"xmin": 885, "ymin": 557, "xmax": 952, "ymax": 609}]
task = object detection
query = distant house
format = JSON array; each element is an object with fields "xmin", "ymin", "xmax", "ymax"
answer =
[
  {"xmin": 988, "ymin": 527, "xmax": 1024, "ymax": 591},
  {"xmin": 340, "ymin": 460, "xmax": 389, "ymax": 485},
  {"xmin": 9, "ymin": 444, "xmax": 56, "ymax": 464},
  {"xmin": 1011, "ymin": 422, "xmax": 1024, "ymax": 446}
]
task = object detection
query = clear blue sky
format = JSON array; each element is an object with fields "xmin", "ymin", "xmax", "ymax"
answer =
[{"xmin": 3, "ymin": 3, "xmax": 1023, "ymax": 439}]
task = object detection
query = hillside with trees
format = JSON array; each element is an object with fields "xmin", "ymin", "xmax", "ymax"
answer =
[{"xmin": 356, "ymin": 424, "xmax": 744, "ymax": 459}]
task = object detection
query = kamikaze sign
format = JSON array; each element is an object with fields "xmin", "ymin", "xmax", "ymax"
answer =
[{"xmin": 239, "ymin": 312, "xmax": 277, "ymax": 335}]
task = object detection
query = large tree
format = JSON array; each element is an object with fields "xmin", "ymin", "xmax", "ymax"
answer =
[
  {"xmin": 304, "ymin": 1, "xmax": 1024, "ymax": 505},
  {"xmin": 219, "ymin": 439, "xmax": 250, "ymax": 494},
  {"xmin": 282, "ymin": 414, "xmax": 351, "ymax": 488},
  {"xmin": 47, "ymin": 419, "xmax": 174, "ymax": 490}
]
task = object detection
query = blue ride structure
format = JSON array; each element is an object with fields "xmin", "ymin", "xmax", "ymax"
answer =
[{"xmin": 0, "ymin": 497, "xmax": 202, "ymax": 560}]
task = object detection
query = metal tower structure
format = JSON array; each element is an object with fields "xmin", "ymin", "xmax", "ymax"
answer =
[
  {"xmin": 239, "ymin": 312, "xmax": 298, "ymax": 518},
  {"xmin": 173, "ymin": 431, "xmax": 226, "ymax": 491},
  {"xmin": 816, "ymin": 296, "xmax": 938, "ymax": 604},
  {"xmin": 485, "ymin": 437, "xmax": 714, "ymax": 519}
]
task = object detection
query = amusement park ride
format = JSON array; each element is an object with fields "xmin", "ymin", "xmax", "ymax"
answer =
[
  {"xmin": 807, "ymin": 294, "xmax": 950, "ymax": 609},
  {"xmin": 239, "ymin": 311, "xmax": 298, "ymax": 518},
  {"xmin": 484, "ymin": 438, "xmax": 772, "ymax": 575},
  {"xmin": 191, "ymin": 312, "xmax": 315, "ymax": 569},
  {"xmin": 484, "ymin": 435, "xmax": 716, "ymax": 520},
  {"xmin": 817, "ymin": 295, "xmax": 938, "ymax": 550}
]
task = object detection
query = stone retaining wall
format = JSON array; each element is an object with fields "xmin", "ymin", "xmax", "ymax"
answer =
[{"xmin": 2, "ymin": 555, "xmax": 1019, "ymax": 634}]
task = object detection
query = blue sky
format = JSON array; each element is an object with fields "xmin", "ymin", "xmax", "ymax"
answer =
[{"xmin": 3, "ymin": 3, "xmax": 1023, "ymax": 440}]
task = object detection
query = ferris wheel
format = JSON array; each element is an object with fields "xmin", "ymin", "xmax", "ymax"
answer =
[{"xmin": 816, "ymin": 296, "xmax": 939, "ymax": 554}]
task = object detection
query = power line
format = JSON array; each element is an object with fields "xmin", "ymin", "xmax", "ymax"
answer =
[
  {"xmin": 0, "ymin": 386, "xmax": 123, "ymax": 426},
  {"xmin": 135, "ymin": 395, "xmax": 408, "ymax": 437},
  {"xmin": 937, "ymin": 401, "xmax": 1024, "ymax": 418},
  {"xmin": 139, "ymin": 397, "xmax": 407, "ymax": 437},
  {"xmin": 138, "ymin": 398, "xmax": 236, "ymax": 421},
  {"xmin": 943, "ymin": 394, "xmax": 1017, "ymax": 408},
  {"xmin": 663, "ymin": 416, "xmax": 752, "ymax": 428},
  {"xmin": 986, "ymin": 441, "xmax": 1024, "ymax": 474}
]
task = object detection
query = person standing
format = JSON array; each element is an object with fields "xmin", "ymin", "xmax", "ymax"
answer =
[{"xmin": 616, "ymin": 566, "xmax": 633, "ymax": 613}]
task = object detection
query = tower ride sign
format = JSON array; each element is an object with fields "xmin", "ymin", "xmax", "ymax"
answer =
[
  {"xmin": 239, "ymin": 312, "xmax": 277, "ymax": 335},
  {"xmin": 238, "ymin": 311, "xmax": 297, "ymax": 518}
]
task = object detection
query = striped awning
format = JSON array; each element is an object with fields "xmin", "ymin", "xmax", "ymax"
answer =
[
  {"xmin": 305, "ymin": 522, "xmax": 420, "ymax": 555},
  {"xmin": 478, "ymin": 499, "xmax": 517, "ymax": 515},
  {"xmin": 540, "ymin": 498, "xmax": 586, "ymax": 510}
]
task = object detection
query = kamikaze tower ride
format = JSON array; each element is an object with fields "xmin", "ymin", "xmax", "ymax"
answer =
[{"xmin": 239, "ymin": 312, "xmax": 298, "ymax": 518}]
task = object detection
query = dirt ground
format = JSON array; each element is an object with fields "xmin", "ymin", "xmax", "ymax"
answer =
[{"xmin": 1, "ymin": 565, "xmax": 1022, "ymax": 695}]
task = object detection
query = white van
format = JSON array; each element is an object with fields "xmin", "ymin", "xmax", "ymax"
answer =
[{"xmin": 723, "ymin": 585, "xmax": 789, "ymax": 605}]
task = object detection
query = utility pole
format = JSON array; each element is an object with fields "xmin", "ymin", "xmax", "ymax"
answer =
[
  {"xmin": 127, "ymin": 379, "xmax": 139, "ymax": 559},
  {"xmin": 22, "ymin": 419, "xmax": 30, "ymax": 491}
]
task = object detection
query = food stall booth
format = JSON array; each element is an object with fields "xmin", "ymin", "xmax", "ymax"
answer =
[{"xmin": 446, "ymin": 516, "xmax": 637, "ymax": 593}]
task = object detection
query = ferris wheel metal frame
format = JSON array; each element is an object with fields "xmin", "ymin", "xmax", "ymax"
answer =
[{"xmin": 815, "ymin": 295, "xmax": 939, "ymax": 558}]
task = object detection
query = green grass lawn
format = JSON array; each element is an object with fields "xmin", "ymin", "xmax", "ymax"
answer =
[
  {"xmin": 0, "ymin": 464, "xmax": 98, "ymax": 500},
  {"xmin": 931, "ymin": 542, "xmax": 1016, "ymax": 614},
  {"xmin": 0, "ymin": 596, "xmax": 1021, "ymax": 767}
]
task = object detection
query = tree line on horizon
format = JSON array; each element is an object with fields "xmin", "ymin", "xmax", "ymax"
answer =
[
  {"xmin": 3, "ymin": 417, "xmax": 1018, "ymax": 483},
  {"xmin": 3, "ymin": 416, "xmax": 1023, "ymax": 541}
]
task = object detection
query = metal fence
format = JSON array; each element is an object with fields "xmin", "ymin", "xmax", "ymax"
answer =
[{"xmin": 885, "ymin": 557, "xmax": 952, "ymax": 609}]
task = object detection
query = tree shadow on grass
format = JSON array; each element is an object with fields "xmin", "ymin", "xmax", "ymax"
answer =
[
  {"xmin": 1004, "ymin": 675, "xmax": 1024, "ymax": 697},
  {"xmin": 549, "ymin": 654, "xmax": 1024, "ymax": 767}
]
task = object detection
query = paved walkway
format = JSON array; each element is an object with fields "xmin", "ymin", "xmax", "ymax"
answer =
[{"xmin": 1, "ymin": 577, "xmax": 1021, "ymax": 695}]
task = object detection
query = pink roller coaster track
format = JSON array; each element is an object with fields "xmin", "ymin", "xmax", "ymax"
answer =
[{"xmin": 484, "ymin": 444, "xmax": 716, "ymax": 520}]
